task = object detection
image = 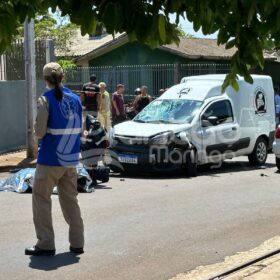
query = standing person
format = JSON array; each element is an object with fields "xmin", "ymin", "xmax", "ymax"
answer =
[
  {"xmin": 111, "ymin": 84, "xmax": 126, "ymax": 126},
  {"xmin": 127, "ymin": 88, "xmax": 141, "ymax": 119},
  {"xmin": 97, "ymin": 82, "xmax": 111, "ymax": 131},
  {"xmin": 25, "ymin": 62, "xmax": 84, "ymax": 256},
  {"xmin": 275, "ymin": 89, "xmax": 280, "ymax": 125},
  {"xmin": 133, "ymin": 85, "xmax": 152, "ymax": 114},
  {"xmin": 80, "ymin": 74, "xmax": 100, "ymax": 128}
]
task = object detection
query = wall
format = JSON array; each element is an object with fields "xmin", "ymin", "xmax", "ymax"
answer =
[{"xmin": 0, "ymin": 80, "xmax": 45, "ymax": 153}]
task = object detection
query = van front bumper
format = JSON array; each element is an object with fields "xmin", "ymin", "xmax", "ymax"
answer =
[{"xmin": 109, "ymin": 143, "xmax": 182, "ymax": 172}]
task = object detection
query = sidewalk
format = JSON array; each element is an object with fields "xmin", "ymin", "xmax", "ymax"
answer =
[
  {"xmin": 170, "ymin": 236, "xmax": 280, "ymax": 280},
  {"xmin": 0, "ymin": 150, "xmax": 36, "ymax": 172}
]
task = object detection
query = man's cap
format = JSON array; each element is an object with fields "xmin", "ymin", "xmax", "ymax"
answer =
[
  {"xmin": 90, "ymin": 74, "xmax": 97, "ymax": 81},
  {"xmin": 43, "ymin": 62, "xmax": 63, "ymax": 77}
]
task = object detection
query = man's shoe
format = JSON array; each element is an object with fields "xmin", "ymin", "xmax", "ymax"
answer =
[
  {"xmin": 25, "ymin": 246, "xmax": 55, "ymax": 256},
  {"xmin": 70, "ymin": 246, "xmax": 84, "ymax": 254}
]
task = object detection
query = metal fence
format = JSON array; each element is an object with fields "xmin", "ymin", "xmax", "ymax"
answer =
[
  {"xmin": 64, "ymin": 63, "xmax": 231, "ymax": 100},
  {"xmin": 0, "ymin": 39, "xmax": 49, "ymax": 80}
]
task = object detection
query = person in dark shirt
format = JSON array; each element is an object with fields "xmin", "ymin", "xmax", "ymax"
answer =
[
  {"xmin": 111, "ymin": 84, "xmax": 126, "ymax": 126},
  {"xmin": 80, "ymin": 74, "xmax": 100, "ymax": 131},
  {"xmin": 81, "ymin": 74, "xmax": 100, "ymax": 117},
  {"xmin": 133, "ymin": 85, "xmax": 152, "ymax": 114}
]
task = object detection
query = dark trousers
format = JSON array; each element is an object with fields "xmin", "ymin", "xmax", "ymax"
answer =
[{"xmin": 112, "ymin": 115, "xmax": 126, "ymax": 126}]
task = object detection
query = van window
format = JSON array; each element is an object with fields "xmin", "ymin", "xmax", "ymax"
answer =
[
  {"xmin": 202, "ymin": 100, "xmax": 233, "ymax": 125},
  {"xmin": 134, "ymin": 99, "xmax": 203, "ymax": 124}
]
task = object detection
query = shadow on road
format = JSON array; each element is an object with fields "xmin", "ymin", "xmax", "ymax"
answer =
[
  {"xmin": 110, "ymin": 161, "xmax": 277, "ymax": 179},
  {"xmin": 29, "ymin": 252, "xmax": 80, "ymax": 271},
  {"xmin": 95, "ymin": 184, "xmax": 112, "ymax": 190},
  {"xmin": 110, "ymin": 171, "xmax": 183, "ymax": 180},
  {"xmin": 199, "ymin": 161, "xmax": 276, "ymax": 177}
]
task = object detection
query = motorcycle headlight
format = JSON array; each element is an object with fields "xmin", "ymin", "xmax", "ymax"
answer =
[{"xmin": 150, "ymin": 131, "xmax": 174, "ymax": 145}]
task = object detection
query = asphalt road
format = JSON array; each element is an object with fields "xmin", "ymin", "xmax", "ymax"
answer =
[{"xmin": 1, "ymin": 154, "xmax": 280, "ymax": 280}]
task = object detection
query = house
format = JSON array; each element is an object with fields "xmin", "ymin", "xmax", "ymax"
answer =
[
  {"xmin": 61, "ymin": 32, "xmax": 279, "ymax": 96},
  {"xmin": 72, "ymin": 33, "xmax": 238, "ymax": 67}
]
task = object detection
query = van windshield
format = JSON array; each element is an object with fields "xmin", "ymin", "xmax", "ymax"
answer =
[{"xmin": 134, "ymin": 99, "xmax": 203, "ymax": 124}]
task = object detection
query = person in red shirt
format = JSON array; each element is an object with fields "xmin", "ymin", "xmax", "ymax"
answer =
[{"xmin": 111, "ymin": 84, "xmax": 126, "ymax": 126}]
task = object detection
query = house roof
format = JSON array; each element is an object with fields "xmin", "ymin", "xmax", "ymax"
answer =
[
  {"xmin": 159, "ymin": 38, "xmax": 237, "ymax": 60},
  {"xmin": 55, "ymin": 31, "xmax": 126, "ymax": 57},
  {"xmin": 70, "ymin": 32, "xmax": 276, "ymax": 63}
]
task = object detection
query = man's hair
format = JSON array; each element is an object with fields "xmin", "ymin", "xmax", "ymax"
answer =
[
  {"xmin": 117, "ymin": 84, "xmax": 124, "ymax": 90},
  {"xmin": 141, "ymin": 85, "xmax": 148, "ymax": 93},
  {"xmin": 90, "ymin": 74, "xmax": 97, "ymax": 82},
  {"xmin": 99, "ymin": 82, "xmax": 106, "ymax": 88}
]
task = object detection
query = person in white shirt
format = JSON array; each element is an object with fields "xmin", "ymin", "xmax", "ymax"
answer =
[{"xmin": 97, "ymin": 82, "xmax": 111, "ymax": 131}]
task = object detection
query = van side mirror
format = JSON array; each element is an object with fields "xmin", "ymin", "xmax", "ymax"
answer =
[{"xmin": 202, "ymin": 116, "xmax": 218, "ymax": 127}]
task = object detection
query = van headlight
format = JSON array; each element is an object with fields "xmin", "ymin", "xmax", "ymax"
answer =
[{"xmin": 150, "ymin": 131, "xmax": 174, "ymax": 145}]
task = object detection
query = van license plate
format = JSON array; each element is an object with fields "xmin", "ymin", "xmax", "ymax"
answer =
[{"xmin": 118, "ymin": 154, "xmax": 138, "ymax": 164}]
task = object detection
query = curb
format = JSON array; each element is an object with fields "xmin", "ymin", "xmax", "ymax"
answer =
[{"xmin": 170, "ymin": 236, "xmax": 280, "ymax": 280}]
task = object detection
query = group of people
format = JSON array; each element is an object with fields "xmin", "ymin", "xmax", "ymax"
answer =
[{"xmin": 80, "ymin": 74, "xmax": 153, "ymax": 130}]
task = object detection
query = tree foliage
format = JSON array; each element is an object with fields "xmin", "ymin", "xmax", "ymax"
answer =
[
  {"xmin": 0, "ymin": 0, "xmax": 280, "ymax": 90},
  {"xmin": 16, "ymin": 12, "xmax": 77, "ymax": 57},
  {"xmin": 176, "ymin": 25, "xmax": 194, "ymax": 38}
]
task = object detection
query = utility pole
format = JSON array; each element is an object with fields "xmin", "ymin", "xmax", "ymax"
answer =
[{"xmin": 24, "ymin": 19, "xmax": 38, "ymax": 159}]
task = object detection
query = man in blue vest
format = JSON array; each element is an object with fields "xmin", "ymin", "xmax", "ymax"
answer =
[{"xmin": 25, "ymin": 62, "xmax": 84, "ymax": 256}]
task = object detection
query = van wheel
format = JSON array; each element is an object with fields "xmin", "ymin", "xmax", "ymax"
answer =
[
  {"xmin": 248, "ymin": 137, "xmax": 268, "ymax": 166},
  {"xmin": 185, "ymin": 149, "xmax": 198, "ymax": 177},
  {"xmin": 276, "ymin": 157, "xmax": 280, "ymax": 170}
]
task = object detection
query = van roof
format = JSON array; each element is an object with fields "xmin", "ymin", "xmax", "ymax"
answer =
[
  {"xmin": 159, "ymin": 74, "xmax": 272, "ymax": 101},
  {"xmin": 180, "ymin": 74, "xmax": 270, "ymax": 83}
]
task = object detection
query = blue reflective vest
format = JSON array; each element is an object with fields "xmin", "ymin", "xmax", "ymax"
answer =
[{"xmin": 37, "ymin": 87, "xmax": 82, "ymax": 166}]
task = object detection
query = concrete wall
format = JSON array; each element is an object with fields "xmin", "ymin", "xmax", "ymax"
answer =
[{"xmin": 0, "ymin": 80, "xmax": 45, "ymax": 153}]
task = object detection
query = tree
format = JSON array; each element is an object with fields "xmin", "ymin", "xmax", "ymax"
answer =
[
  {"xmin": 16, "ymin": 11, "xmax": 77, "ymax": 57},
  {"xmin": 0, "ymin": 1, "xmax": 279, "ymax": 90},
  {"xmin": 176, "ymin": 25, "xmax": 194, "ymax": 38}
]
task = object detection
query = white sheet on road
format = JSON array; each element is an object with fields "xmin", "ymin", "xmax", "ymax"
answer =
[{"xmin": 0, "ymin": 167, "xmax": 93, "ymax": 193}]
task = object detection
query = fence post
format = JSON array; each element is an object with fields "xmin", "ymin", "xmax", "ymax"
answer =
[
  {"xmin": 174, "ymin": 62, "xmax": 180, "ymax": 84},
  {"xmin": 45, "ymin": 39, "xmax": 55, "ymax": 63},
  {"xmin": 0, "ymin": 54, "xmax": 6, "ymax": 80},
  {"xmin": 113, "ymin": 66, "xmax": 117, "ymax": 89},
  {"xmin": 24, "ymin": 19, "xmax": 38, "ymax": 159}
]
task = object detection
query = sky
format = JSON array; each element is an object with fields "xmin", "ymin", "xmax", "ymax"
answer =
[
  {"xmin": 170, "ymin": 14, "xmax": 217, "ymax": 39},
  {"xmin": 180, "ymin": 20, "xmax": 217, "ymax": 38}
]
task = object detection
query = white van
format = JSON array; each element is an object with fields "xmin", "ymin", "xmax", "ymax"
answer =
[{"xmin": 109, "ymin": 74, "xmax": 275, "ymax": 176}]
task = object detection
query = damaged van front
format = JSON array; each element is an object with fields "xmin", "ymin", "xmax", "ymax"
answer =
[{"xmin": 109, "ymin": 86, "xmax": 203, "ymax": 175}]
